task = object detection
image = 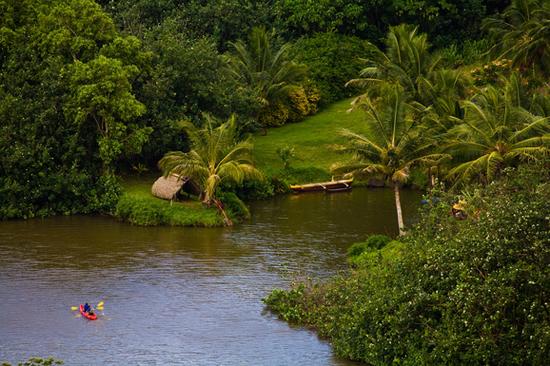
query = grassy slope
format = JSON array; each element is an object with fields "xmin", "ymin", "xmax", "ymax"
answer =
[{"xmin": 252, "ymin": 98, "xmax": 368, "ymax": 181}]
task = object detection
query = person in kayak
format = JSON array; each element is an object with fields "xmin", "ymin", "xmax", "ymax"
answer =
[{"xmin": 83, "ymin": 303, "xmax": 94, "ymax": 314}]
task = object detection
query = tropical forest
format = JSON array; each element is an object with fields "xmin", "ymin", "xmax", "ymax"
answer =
[{"xmin": 0, "ymin": 0, "xmax": 549, "ymax": 365}]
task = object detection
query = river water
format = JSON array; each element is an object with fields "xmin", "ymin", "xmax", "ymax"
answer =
[{"xmin": 0, "ymin": 188, "xmax": 420, "ymax": 365}]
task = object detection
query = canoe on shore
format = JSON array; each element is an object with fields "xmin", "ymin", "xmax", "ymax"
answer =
[{"xmin": 290, "ymin": 179, "xmax": 353, "ymax": 193}]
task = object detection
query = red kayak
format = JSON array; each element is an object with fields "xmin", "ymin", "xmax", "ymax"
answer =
[{"xmin": 79, "ymin": 304, "xmax": 97, "ymax": 320}]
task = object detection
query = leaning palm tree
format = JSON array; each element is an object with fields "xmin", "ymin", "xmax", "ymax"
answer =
[
  {"xmin": 158, "ymin": 115, "xmax": 262, "ymax": 226},
  {"xmin": 483, "ymin": 0, "xmax": 550, "ymax": 77},
  {"xmin": 332, "ymin": 86, "xmax": 448, "ymax": 236},
  {"xmin": 445, "ymin": 76, "xmax": 550, "ymax": 186},
  {"xmin": 226, "ymin": 26, "xmax": 307, "ymax": 132}
]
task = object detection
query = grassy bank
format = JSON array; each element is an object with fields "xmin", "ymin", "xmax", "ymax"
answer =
[
  {"xmin": 252, "ymin": 98, "xmax": 368, "ymax": 183},
  {"xmin": 115, "ymin": 176, "xmax": 224, "ymax": 227}
]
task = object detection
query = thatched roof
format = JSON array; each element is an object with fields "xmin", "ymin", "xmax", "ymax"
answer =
[{"xmin": 151, "ymin": 174, "xmax": 190, "ymax": 200}]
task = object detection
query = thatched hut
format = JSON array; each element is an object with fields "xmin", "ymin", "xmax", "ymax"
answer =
[{"xmin": 151, "ymin": 174, "xmax": 200, "ymax": 201}]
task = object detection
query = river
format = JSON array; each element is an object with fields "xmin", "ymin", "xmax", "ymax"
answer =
[{"xmin": 0, "ymin": 188, "xmax": 420, "ymax": 365}]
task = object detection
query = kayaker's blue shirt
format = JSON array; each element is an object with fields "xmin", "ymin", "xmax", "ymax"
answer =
[{"xmin": 84, "ymin": 303, "xmax": 91, "ymax": 312}]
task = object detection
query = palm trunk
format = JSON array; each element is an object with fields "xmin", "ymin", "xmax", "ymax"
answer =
[
  {"xmin": 213, "ymin": 199, "xmax": 233, "ymax": 226},
  {"xmin": 394, "ymin": 184, "xmax": 405, "ymax": 236}
]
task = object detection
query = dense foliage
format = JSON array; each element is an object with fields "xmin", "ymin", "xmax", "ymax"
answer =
[
  {"xmin": 331, "ymin": 21, "xmax": 548, "ymax": 235},
  {"xmin": 0, "ymin": 0, "xmax": 151, "ymax": 218},
  {"xmin": 484, "ymin": 0, "xmax": 550, "ymax": 78},
  {"xmin": 264, "ymin": 161, "xmax": 550, "ymax": 364},
  {"xmin": 2, "ymin": 357, "xmax": 63, "ymax": 366},
  {"xmin": 273, "ymin": 0, "xmax": 510, "ymax": 47},
  {"xmin": 291, "ymin": 33, "xmax": 370, "ymax": 105}
]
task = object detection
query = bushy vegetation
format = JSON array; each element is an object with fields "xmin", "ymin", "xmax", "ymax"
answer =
[
  {"xmin": 347, "ymin": 234, "xmax": 392, "ymax": 257},
  {"xmin": 291, "ymin": 33, "xmax": 370, "ymax": 105},
  {"xmin": 273, "ymin": 0, "xmax": 509, "ymax": 47},
  {"xmin": 2, "ymin": 358, "xmax": 63, "ymax": 366},
  {"xmin": 264, "ymin": 161, "xmax": 550, "ymax": 364}
]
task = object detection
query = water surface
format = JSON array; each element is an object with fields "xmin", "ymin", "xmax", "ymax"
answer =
[{"xmin": 0, "ymin": 188, "xmax": 420, "ymax": 365}]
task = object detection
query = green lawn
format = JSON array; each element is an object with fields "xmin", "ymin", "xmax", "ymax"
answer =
[
  {"xmin": 252, "ymin": 98, "xmax": 369, "ymax": 181},
  {"xmin": 117, "ymin": 175, "xmax": 223, "ymax": 227}
]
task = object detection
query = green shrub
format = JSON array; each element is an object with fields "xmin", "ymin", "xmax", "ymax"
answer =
[
  {"xmin": 352, "ymin": 240, "xmax": 405, "ymax": 268},
  {"xmin": 263, "ymin": 284, "xmax": 311, "ymax": 324},
  {"xmin": 276, "ymin": 145, "xmax": 296, "ymax": 170},
  {"xmin": 347, "ymin": 234, "xmax": 392, "ymax": 258},
  {"xmin": 265, "ymin": 161, "xmax": 550, "ymax": 365},
  {"xmin": 218, "ymin": 191, "xmax": 250, "ymax": 220},
  {"xmin": 2, "ymin": 357, "xmax": 63, "ymax": 366}
]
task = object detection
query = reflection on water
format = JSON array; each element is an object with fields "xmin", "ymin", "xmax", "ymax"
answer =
[{"xmin": 0, "ymin": 188, "xmax": 420, "ymax": 365}]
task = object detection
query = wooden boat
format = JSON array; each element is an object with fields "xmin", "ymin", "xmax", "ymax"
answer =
[
  {"xmin": 326, "ymin": 185, "xmax": 352, "ymax": 193},
  {"xmin": 290, "ymin": 179, "xmax": 353, "ymax": 193}
]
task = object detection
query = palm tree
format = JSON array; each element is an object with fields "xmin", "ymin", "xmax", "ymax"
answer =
[
  {"xmin": 158, "ymin": 115, "xmax": 262, "ymax": 226},
  {"xmin": 226, "ymin": 26, "xmax": 307, "ymax": 133},
  {"xmin": 483, "ymin": 0, "xmax": 550, "ymax": 77},
  {"xmin": 416, "ymin": 68, "xmax": 471, "ymax": 126},
  {"xmin": 346, "ymin": 24, "xmax": 442, "ymax": 104},
  {"xmin": 445, "ymin": 76, "xmax": 550, "ymax": 186},
  {"xmin": 332, "ymin": 87, "xmax": 448, "ymax": 236}
]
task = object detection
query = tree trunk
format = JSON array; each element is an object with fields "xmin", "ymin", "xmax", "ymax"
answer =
[
  {"xmin": 213, "ymin": 199, "xmax": 233, "ymax": 227},
  {"xmin": 394, "ymin": 184, "xmax": 405, "ymax": 236}
]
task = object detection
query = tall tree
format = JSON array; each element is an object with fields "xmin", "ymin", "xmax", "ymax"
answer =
[
  {"xmin": 158, "ymin": 115, "xmax": 261, "ymax": 225},
  {"xmin": 332, "ymin": 87, "xmax": 447, "ymax": 235},
  {"xmin": 445, "ymin": 75, "xmax": 550, "ymax": 186},
  {"xmin": 346, "ymin": 24, "xmax": 442, "ymax": 104},
  {"xmin": 0, "ymin": 0, "xmax": 153, "ymax": 218},
  {"xmin": 225, "ymin": 26, "xmax": 307, "ymax": 133},
  {"xmin": 483, "ymin": 0, "xmax": 550, "ymax": 77}
]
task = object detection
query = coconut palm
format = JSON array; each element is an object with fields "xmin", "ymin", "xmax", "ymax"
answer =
[
  {"xmin": 346, "ymin": 24, "xmax": 442, "ymax": 104},
  {"xmin": 226, "ymin": 26, "xmax": 307, "ymax": 133},
  {"xmin": 332, "ymin": 87, "xmax": 448, "ymax": 236},
  {"xmin": 158, "ymin": 115, "xmax": 261, "ymax": 225},
  {"xmin": 483, "ymin": 0, "xmax": 550, "ymax": 77},
  {"xmin": 416, "ymin": 68, "xmax": 471, "ymax": 124},
  {"xmin": 445, "ymin": 76, "xmax": 550, "ymax": 186}
]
